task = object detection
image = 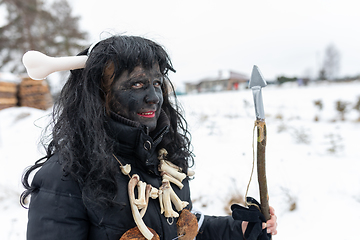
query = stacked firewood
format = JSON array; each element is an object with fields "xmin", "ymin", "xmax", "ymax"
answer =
[
  {"xmin": 0, "ymin": 81, "xmax": 18, "ymax": 110},
  {"xmin": 18, "ymin": 77, "xmax": 53, "ymax": 110}
]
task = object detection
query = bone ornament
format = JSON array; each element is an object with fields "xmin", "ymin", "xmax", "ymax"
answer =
[
  {"xmin": 22, "ymin": 50, "xmax": 87, "ymax": 80},
  {"xmin": 128, "ymin": 174, "xmax": 154, "ymax": 240},
  {"xmin": 149, "ymin": 187, "xmax": 159, "ymax": 200},
  {"xmin": 119, "ymin": 149, "xmax": 195, "ymax": 240},
  {"xmin": 158, "ymin": 148, "xmax": 194, "ymax": 179},
  {"xmin": 158, "ymin": 190, "xmax": 164, "ymax": 214},
  {"xmin": 134, "ymin": 181, "xmax": 147, "ymax": 209},
  {"xmin": 120, "ymin": 164, "xmax": 131, "ymax": 175},
  {"xmin": 159, "ymin": 180, "xmax": 180, "ymax": 218},
  {"xmin": 168, "ymin": 181, "xmax": 189, "ymax": 211},
  {"xmin": 161, "ymin": 172, "xmax": 184, "ymax": 189},
  {"xmin": 159, "ymin": 160, "xmax": 186, "ymax": 183},
  {"xmin": 158, "ymin": 149, "xmax": 182, "ymax": 170},
  {"xmin": 187, "ymin": 170, "xmax": 195, "ymax": 177},
  {"xmin": 139, "ymin": 184, "xmax": 152, "ymax": 218}
]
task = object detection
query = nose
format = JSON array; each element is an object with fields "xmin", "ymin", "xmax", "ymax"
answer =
[{"xmin": 145, "ymin": 85, "xmax": 160, "ymax": 104}]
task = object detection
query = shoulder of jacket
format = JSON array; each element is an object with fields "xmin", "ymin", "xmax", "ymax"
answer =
[{"xmin": 31, "ymin": 154, "xmax": 82, "ymax": 198}]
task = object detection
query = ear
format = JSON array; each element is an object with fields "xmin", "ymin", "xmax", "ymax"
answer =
[
  {"xmin": 102, "ymin": 61, "xmax": 115, "ymax": 84},
  {"xmin": 101, "ymin": 61, "xmax": 115, "ymax": 115}
]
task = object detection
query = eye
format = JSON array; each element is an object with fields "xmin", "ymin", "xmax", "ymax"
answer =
[
  {"xmin": 154, "ymin": 81, "xmax": 162, "ymax": 87},
  {"xmin": 132, "ymin": 82, "xmax": 144, "ymax": 89},
  {"xmin": 154, "ymin": 78, "xmax": 164, "ymax": 88}
]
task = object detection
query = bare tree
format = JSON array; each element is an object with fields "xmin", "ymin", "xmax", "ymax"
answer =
[
  {"xmin": 320, "ymin": 44, "xmax": 341, "ymax": 80},
  {"xmin": 0, "ymin": 0, "xmax": 87, "ymax": 73}
]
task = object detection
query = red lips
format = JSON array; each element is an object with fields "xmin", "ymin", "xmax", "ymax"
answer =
[{"xmin": 137, "ymin": 111, "xmax": 155, "ymax": 118}]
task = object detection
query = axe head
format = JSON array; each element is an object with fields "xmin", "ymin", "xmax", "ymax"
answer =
[{"xmin": 249, "ymin": 65, "xmax": 267, "ymax": 88}]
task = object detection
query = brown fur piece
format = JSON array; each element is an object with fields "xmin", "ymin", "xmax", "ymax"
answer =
[
  {"xmin": 120, "ymin": 227, "xmax": 160, "ymax": 240},
  {"xmin": 177, "ymin": 209, "xmax": 198, "ymax": 240}
]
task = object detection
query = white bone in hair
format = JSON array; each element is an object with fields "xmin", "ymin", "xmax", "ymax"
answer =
[{"xmin": 22, "ymin": 50, "xmax": 87, "ymax": 80}]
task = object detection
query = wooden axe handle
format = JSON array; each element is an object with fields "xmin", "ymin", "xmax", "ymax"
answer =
[{"xmin": 256, "ymin": 120, "xmax": 271, "ymax": 221}]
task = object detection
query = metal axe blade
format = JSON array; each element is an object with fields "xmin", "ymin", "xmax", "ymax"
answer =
[
  {"xmin": 249, "ymin": 65, "xmax": 267, "ymax": 88},
  {"xmin": 249, "ymin": 65, "xmax": 267, "ymax": 121}
]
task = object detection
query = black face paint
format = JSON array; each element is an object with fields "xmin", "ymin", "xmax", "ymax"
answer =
[{"xmin": 110, "ymin": 65, "xmax": 164, "ymax": 132}]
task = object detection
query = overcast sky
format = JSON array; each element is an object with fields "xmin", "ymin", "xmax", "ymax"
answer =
[{"xmin": 68, "ymin": 0, "xmax": 360, "ymax": 85}]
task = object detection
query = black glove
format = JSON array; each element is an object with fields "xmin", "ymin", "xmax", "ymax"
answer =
[{"xmin": 231, "ymin": 197, "xmax": 271, "ymax": 240}]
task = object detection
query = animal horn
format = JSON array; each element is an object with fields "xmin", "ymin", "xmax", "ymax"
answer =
[{"xmin": 22, "ymin": 50, "xmax": 88, "ymax": 80}]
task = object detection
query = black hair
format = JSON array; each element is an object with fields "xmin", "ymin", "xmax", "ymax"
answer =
[{"xmin": 21, "ymin": 35, "xmax": 193, "ymax": 208}]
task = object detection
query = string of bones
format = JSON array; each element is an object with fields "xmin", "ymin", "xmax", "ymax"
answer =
[{"xmin": 113, "ymin": 148, "xmax": 195, "ymax": 239}]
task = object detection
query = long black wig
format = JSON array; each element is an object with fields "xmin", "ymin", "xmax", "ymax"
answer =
[{"xmin": 21, "ymin": 35, "xmax": 193, "ymax": 208}]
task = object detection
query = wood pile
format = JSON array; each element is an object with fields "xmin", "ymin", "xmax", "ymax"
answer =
[
  {"xmin": 0, "ymin": 81, "xmax": 18, "ymax": 110},
  {"xmin": 18, "ymin": 77, "xmax": 53, "ymax": 110}
]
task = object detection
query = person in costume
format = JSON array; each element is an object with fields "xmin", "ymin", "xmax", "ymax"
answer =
[{"xmin": 21, "ymin": 35, "xmax": 277, "ymax": 240}]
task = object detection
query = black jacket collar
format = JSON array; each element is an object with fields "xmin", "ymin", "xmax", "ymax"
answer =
[{"xmin": 105, "ymin": 110, "xmax": 170, "ymax": 175}]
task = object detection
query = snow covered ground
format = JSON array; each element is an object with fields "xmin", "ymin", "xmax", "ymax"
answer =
[{"xmin": 1, "ymin": 80, "xmax": 359, "ymax": 239}]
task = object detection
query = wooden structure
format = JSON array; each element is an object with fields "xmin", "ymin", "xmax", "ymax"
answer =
[
  {"xmin": 185, "ymin": 70, "xmax": 248, "ymax": 94},
  {"xmin": 18, "ymin": 77, "xmax": 53, "ymax": 110},
  {"xmin": 0, "ymin": 81, "xmax": 18, "ymax": 110}
]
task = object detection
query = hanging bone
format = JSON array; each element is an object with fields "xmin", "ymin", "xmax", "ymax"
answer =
[
  {"xmin": 128, "ymin": 174, "xmax": 154, "ymax": 240},
  {"xmin": 139, "ymin": 184, "xmax": 152, "ymax": 218},
  {"xmin": 158, "ymin": 149, "xmax": 194, "ymax": 179},
  {"xmin": 159, "ymin": 179, "xmax": 189, "ymax": 218},
  {"xmin": 160, "ymin": 180, "xmax": 179, "ymax": 218},
  {"xmin": 134, "ymin": 181, "xmax": 147, "ymax": 209},
  {"xmin": 159, "ymin": 160, "xmax": 186, "ymax": 183},
  {"xmin": 120, "ymin": 164, "xmax": 131, "ymax": 175},
  {"xmin": 161, "ymin": 172, "xmax": 184, "ymax": 189}
]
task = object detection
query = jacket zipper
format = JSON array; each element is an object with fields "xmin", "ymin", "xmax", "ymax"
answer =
[{"xmin": 153, "ymin": 126, "xmax": 169, "ymax": 145}]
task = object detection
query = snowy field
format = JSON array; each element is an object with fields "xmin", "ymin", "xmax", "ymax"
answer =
[{"xmin": 1, "ymin": 80, "xmax": 360, "ymax": 239}]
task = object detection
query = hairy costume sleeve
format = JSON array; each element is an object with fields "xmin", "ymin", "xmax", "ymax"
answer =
[
  {"xmin": 27, "ymin": 155, "xmax": 89, "ymax": 240},
  {"xmin": 196, "ymin": 215, "xmax": 244, "ymax": 240}
]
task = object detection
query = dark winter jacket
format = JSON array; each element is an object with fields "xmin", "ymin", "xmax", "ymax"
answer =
[{"xmin": 26, "ymin": 112, "xmax": 244, "ymax": 240}]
